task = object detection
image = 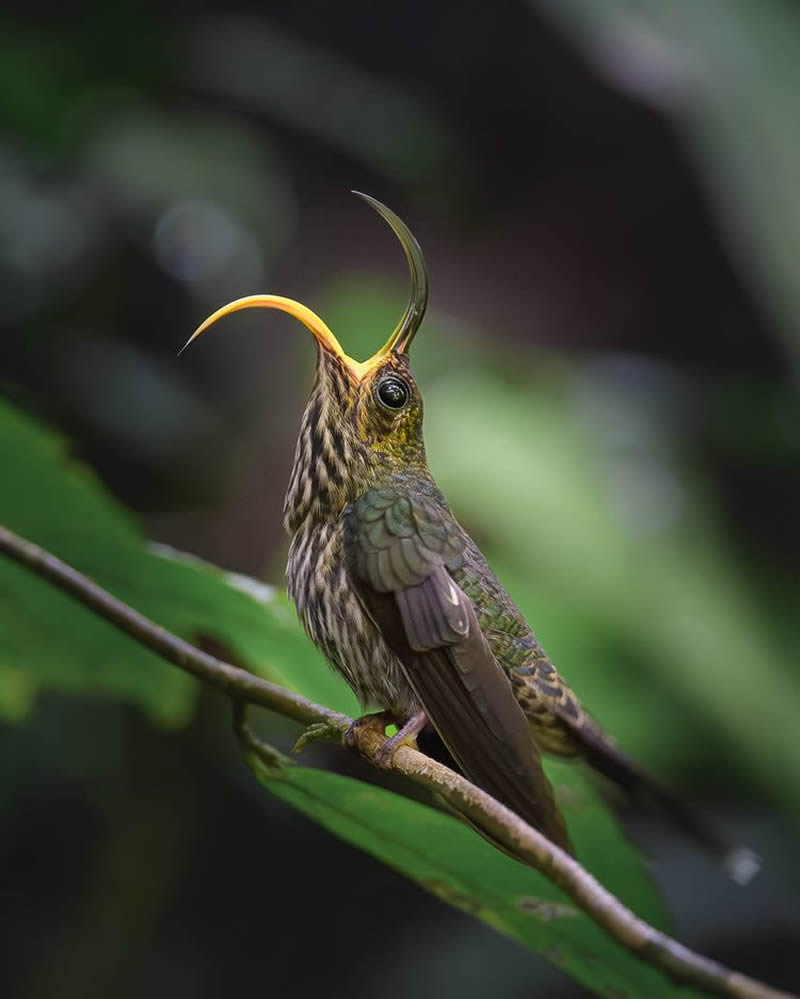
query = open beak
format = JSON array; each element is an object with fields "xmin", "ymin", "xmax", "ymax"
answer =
[{"xmin": 179, "ymin": 193, "xmax": 429, "ymax": 379}]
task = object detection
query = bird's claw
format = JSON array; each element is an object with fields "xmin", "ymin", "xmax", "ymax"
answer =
[
  {"xmin": 372, "ymin": 710, "xmax": 429, "ymax": 771},
  {"xmin": 340, "ymin": 710, "xmax": 428, "ymax": 770},
  {"xmin": 343, "ymin": 711, "xmax": 395, "ymax": 753}
]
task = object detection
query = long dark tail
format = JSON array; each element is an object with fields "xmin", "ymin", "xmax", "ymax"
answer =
[{"xmin": 575, "ymin": 724, "xmax": 760, "ymax": 884}]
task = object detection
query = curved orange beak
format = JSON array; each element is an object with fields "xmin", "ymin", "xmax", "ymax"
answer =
[
  {"xmin": 179, "ymin": 194, "xmax": 428, "ymax": 380},
  {"xmin": 179, "ymin": 293, "xmax": 381, "ymax": 380}
]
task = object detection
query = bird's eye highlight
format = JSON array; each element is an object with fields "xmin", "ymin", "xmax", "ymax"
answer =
[{"xmin": 376, "ymin": 375, "xmax": 409, "ymax": 410}]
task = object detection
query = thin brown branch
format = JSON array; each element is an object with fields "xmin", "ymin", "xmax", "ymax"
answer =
[
  {"xmin": 0, "ymin": 525, "xmax": 350, "ymax": 732},
  {"xmin": 0, "ymin": 523, "xmax": 794, "ymax": 999}
]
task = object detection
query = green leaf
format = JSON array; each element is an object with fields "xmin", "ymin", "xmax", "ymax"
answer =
[
  {"xmin": 0, "ymin": 396, "xmax": 358, "ymax": 723},
  {"xmin": 253, "ymin": 759, "xmax": 702, "ymax": 999}
]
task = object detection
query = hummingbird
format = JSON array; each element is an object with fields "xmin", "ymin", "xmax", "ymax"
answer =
[{"xmin": 183, "ymin": 193, "xmax": 757, "ymax": 877}]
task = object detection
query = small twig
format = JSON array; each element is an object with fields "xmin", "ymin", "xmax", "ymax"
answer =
[
  {"xmin": 233, "ymin": 701, "xmax": 293, "ymax": 770},
  {"xmin": 0, "ymin": 524, "xmax": 794, "ymax": 999}
]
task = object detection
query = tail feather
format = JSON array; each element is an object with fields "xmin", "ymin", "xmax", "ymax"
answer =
[
  {"xmin": 420, "ymin": 719, "xmax": 761, "ymax": 881},
  {"xmin": 575, "ymin": 723, "xmax": 760, "ymax": 884}
]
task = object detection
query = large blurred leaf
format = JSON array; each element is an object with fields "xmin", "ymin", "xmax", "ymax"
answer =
[
  {"xmin": 0, "ymin": 397, "xmax": 356, "ymax": 723},
  {"xmin": 255, "ymin": 759, "xmax": 701, "ymax": 999},
  {"xmin": 0, "ymin": 397, "xmax": 700, "ymax": 996}
]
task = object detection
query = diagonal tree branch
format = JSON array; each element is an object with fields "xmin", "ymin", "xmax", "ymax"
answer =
[{"xmin": 0, "ymin": 523, "xmax": 794, "ymax": 999}]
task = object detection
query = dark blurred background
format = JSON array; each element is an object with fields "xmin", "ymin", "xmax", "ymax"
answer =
[{"xmin": 2, "ymin": 2, "xmax": 799, "ymax": 997}]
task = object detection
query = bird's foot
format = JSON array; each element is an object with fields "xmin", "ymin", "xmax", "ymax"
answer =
[
  {"xmin": 343, "ymin": 710, "xmax": 396, "ymax": 754},
  {"xmin": 342, "ymin": 710, "xmax": 429, "ymax": 770},
  {"xmin": 373, "ymin": 710, "xmax": 429, "ymax": 771}
]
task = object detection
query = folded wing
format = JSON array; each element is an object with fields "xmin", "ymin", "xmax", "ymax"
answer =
[{"xmin": 345, "ymin": 486, "xmax": 571, "ymax": 852}]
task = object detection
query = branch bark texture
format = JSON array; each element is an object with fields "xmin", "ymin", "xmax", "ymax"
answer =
[{"xmin": 0, "ymin": 523, "xmax": 793, "ymax": 999}]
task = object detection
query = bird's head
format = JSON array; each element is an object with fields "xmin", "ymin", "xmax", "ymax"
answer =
[{"xmin": 183, "ymin": 194, "xmax": 431, "ymax": 531}]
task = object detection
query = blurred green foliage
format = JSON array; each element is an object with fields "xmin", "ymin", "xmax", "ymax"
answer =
[{"xmin": 2, "ymin": 1, "xmax": 800, "ymax": 996}]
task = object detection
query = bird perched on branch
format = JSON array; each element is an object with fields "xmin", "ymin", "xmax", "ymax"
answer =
[{"xmin": 183, "ymin": 193, "xmax": 757, "ymax": 880}]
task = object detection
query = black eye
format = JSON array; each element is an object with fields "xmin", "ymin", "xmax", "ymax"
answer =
[{"xmin": 376, "ymin": 376, "xmax": 409, "ymax": 410}]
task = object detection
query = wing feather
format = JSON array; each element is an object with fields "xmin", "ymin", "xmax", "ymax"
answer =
[
  {"xmin": 388, "ymin": 537, "xmax": 420, "ymax": 588},
  {"xmin": 346, "ymin": 487, "xmax": 571, "ymax": 852}
]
